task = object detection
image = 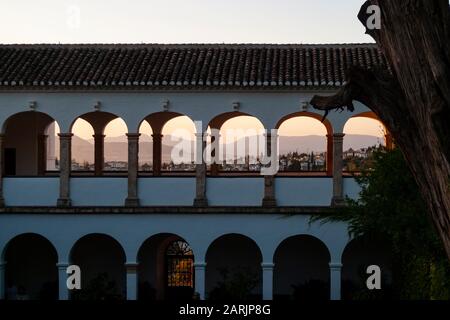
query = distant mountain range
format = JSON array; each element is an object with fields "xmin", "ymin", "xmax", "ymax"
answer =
[{"xmin": 62, "ymin": 134, "xmax": 384, "ymax": 163}]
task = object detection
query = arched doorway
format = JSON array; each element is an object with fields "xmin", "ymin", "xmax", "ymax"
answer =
[
  {"xmin": 273, "ymin": 235, "xmax": 330, "ymax": 301},
  {"xmin": 70, "ymin": 234, "xmax": 126, "ymax": 300},
  {"xmin": 137, "ymin": 233, "xmax": 194, "ymax": 300},
  {"xmin": 206, "ymin": 234, "xmax": 262, "ymax": 300},
  {"xmin": 3, "ymin": 233, "xmax": 58, "ymax": 300},
  {"xmin": 165, "ymin": 240, "xmax": 194, "ymax": 300}
]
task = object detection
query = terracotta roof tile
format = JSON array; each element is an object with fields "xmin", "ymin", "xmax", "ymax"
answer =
[{"xmin": 0, "ymin": 43, "xmax": 386, "ymax": 90}]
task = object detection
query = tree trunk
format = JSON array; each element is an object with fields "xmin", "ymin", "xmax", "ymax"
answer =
[{"xmin": 310, "ymin": 0, "xmax": 450, "ymax": 260}]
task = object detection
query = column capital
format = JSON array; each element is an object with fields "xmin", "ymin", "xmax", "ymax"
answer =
[
  {"xmin": 58, "ymin": 133, "xmax": 74, "ymax": 139},
  {"xmin": 125, "ymin": 262, "xmax": 138, "ymax": 273},
  {"xmin": 56, "ymin": 262, "xmax": 69, "ymax": 269},
  {"xmin": 92, "ymin": 133, "xmax": 106, "ymax": 138},
  {"xmin": 151, "ymin": 133, "xmax": 163, "ymax": 139},
  {"xmin": 194, "ymin": 132, "xmax": 206, "ymax": 138},
  {"xmin": 126, "ymin": 133, "xmax": 141, "ymax": 139},
  {"xmin": 333, "ymin": 133, "xmax": 345, "ymax": 139},
  {"xmin": 261, "ymin": 262, "xmax": 275, "ymax": 269},
  {"xmin": 194, "ymin": 261, "xmax": 207, "ymax": 268},
  {"xmin": 329, "ymin": 262, "xmax": 343, "ymax": 270}
]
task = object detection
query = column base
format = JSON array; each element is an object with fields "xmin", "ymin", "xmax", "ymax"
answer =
[
  {"xmin": 193, "ymin": 197, "xmax": 208, "ymax": 207},
  {"xmin": 57, "ymin": 198, "xmax": 72, "ymax": 207},
  {"xmin": 331, "ymin": 196, "xmax": 346, "ymax": 207},
  {"xmin": 125, "ymin": 197, "xmax": 140, "ymax": 207},
  {"xmin": 262, "ymin": 197, "xmax": 277, "ymax": 207}
]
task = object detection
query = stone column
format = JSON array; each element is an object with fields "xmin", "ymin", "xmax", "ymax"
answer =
[
  {"xmin": 37, "ymin": 134, "xmax": 48, "ymax": 176},
  {"xmin": 194, "ymin": 132, "xmax": 208, "ymax": 207},
  {"xmin": 331, "ymin": 133, "xmax": 345, "ymax": 206},
  {"xmin": 261, "ymin": 262, "xmax": 274, "ymax": 300},
  {"xmin": 125, "ymin": 133, "xmax": 140, "ymax": 207},
  {"xmin": 152, "ymin": 133, "xmax": 163, "ymax": 176},
  {"xmin": 194, "ymin": 261, "xmax": 206, "ymax": 300},
  {"xmin": 0, "ymin": 262, "xmax": 5, "ymax": 300},
  {"xmin": 262, "ymin": 131, "xmax": 277, "ymax": 207},
  {"xmin": 57, "ymin": 133, "xmax": 73, "ymax": 207},
  {"xmin": 57, "ymin": 262, "xmax": 69, "ymax": 300},
  {"xmin": 93, "ymin": 133, "xmax": 105, "ymax": 176},
  {"xmin": 326, "ymin": 134, "xmax": 334, "ymax": 176},
  {"xmin": 329, "ymin": 262, "xmax": 342, "ymax": 300},
  {"xmin": 0, "ymin": 134, "xmax": 5, "ymax": 207},
  {"xmin": 126, "ymin": 263, "xmax": 138, "ymax": 300}
]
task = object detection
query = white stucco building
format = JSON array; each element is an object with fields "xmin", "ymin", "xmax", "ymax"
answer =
[{"xmin": 0, "ymin": 43, "xmax": 393, "ymax": 301}]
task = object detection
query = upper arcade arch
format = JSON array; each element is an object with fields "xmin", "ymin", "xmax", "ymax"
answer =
[
  {"xmin": 276, "ymin": 112, "xmax": 333, "ymax": 175},
  {"xmin": 2, "ymin": 111, "xmax": 59, "ymax": 176}
]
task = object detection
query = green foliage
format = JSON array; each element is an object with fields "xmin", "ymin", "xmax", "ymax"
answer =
[
  {"xmin": 312, "ymin": 148, "xmax": 450, "ymax": 299},
  {"xmin": 208, "ymin": 267, "xmax": 260, "ymax": 301},
  {"xmin": 72, "ymin": 273, "xmax": 123, "ymax": 301}
]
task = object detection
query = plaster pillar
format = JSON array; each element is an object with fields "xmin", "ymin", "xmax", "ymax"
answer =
[
  {"xmin": 194, "ymin": 261, "xmax": 206, "ymax": 300},
  {"xmin": 331, "ymin": 133, "xmax": 345, "ymax": 207},
  {"xmin": 194, "ymin": 132, "xmax": 208, "ymax": 207},
  {"xmin": 329, "ymin": 262, "xmax": 342, "ymax": 300},
  {"xmin": 57, "ymin": 262, "xmax": 69, "ymax": 300},
  {"xmin": 262, "ymin": 131, "xmax": 277, "ymax": 207},
  {"xmin": 57, "ymin": 133, "xmax": 73, "ymax": 207},
  {"xmin": 37, "ymin": 134, "xmax": 48, "ymax": 176},
  {"xmin": 93, "ymin": 133, "xmax": 105, "ymax": 176},
  {"xmin": 210, "ymin": 131, "xmax": 220, "ymax": 176},
  {"xmin": 0, "ymin": 262, "xmax": 5, "ymax": 300},
  {"xmin": 125, "ymin": 133, "xmax": 140, "ymax": 207},
  {"xmin": 326, "ymin": 134, "xmax": 334, "ymax": 176},
  {"xmin": 0, "ymin": 134, "xmax": 5, "ymax": 207},
  {"xmin": 152, "ymin": 133, "xmax": 163, "ymax": 176},
  {"xmin": 261, "ymin": 262, "xmax": 274, "ymax": 300},
  {"xmin": 126, "ymin": 263, "xmax": 138, "ymax": 300}
]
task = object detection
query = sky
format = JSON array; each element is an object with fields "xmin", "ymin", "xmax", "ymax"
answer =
[
  {"xmin": 3, "ymin": 0, "xmax": 381, "ymax": 138},
  {"xmin": 0, "ymin": 0, "xmax": 373, "ymax": 44}
]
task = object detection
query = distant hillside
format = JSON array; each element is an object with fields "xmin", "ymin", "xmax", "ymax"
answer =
[{"xmin": 66, "ymin": 134, "xmax": 384, "ymax": 163}]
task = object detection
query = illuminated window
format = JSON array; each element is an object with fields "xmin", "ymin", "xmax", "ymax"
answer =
[{"xmin": 166, "ymin": 241, "xmax": 194, "ymax": 288}]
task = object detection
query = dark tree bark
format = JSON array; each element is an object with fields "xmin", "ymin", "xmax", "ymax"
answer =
[{"xmin": 311, "ymin": 0, "xmax": 450, "ymax": 260}]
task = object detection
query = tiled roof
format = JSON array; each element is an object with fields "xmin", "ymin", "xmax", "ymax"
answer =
[{"xmin": 0, "ymin": 43, "xmax": 386, "ymax": 90}]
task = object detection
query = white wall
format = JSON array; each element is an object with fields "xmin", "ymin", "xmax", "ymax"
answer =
[
  {"xmin": 3, "ymin": 177, "xmax": 59, "ymax": 206},
  {"xmin": 206, "ymin": 178, "xmax": 264, "ymax": 206},
  {"xmin": 275, "ymin": 177, "xmax": 333, "ymax": 206},
  {"xmin": 138, "ymin": 178, "xmax": 196, "ymax": 206},
  {"xmin": 71, "ymin": 178, "xmax": 127, "ymax": 206}
]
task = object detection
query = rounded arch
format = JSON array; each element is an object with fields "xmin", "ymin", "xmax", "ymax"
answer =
[
  {"xmin": 2, "ymin": 111, "xmax": 60, "ymax": 176},
  {"xmin": 275, "ymin": 111, "xmax": 333, "ymax": 135},
  {"xmin": 205, "ymin": 233, "xmax": 263, "ymax": 300},
  {"xmin": 273, "ymin": 235, "xmax": 331, "ymax": 300},
  {"xmin": 70, "ymin": 112, "xmax": 129, "ymax": 173},
  {"xmin": 137, "ymin": 233, "xmax": 195, "ymax": 300},
  {"xmin": 69, "ymin": 111, "xmax": 121, "ymax": 134},
  {"xmin": 343, "ymin": 112, "xmax": 388, "ymax": 172},
  {"xmin": 341, "ymin": 236, "xmax": 393, "ymax": 300},
  {"xmin": 276, "ymin": 112, "xmax": 332, "ymax": 174},
  {"xmin": 69, "ymin": 233, "xmax": 126, "ymax": 300},
  {"xmin": 3, "ymin": 233, "xmax": 58, "ymax": 300},
  {"xmin": 208, "ymin": 112, "xmax": 266, "ymax": 174}
]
